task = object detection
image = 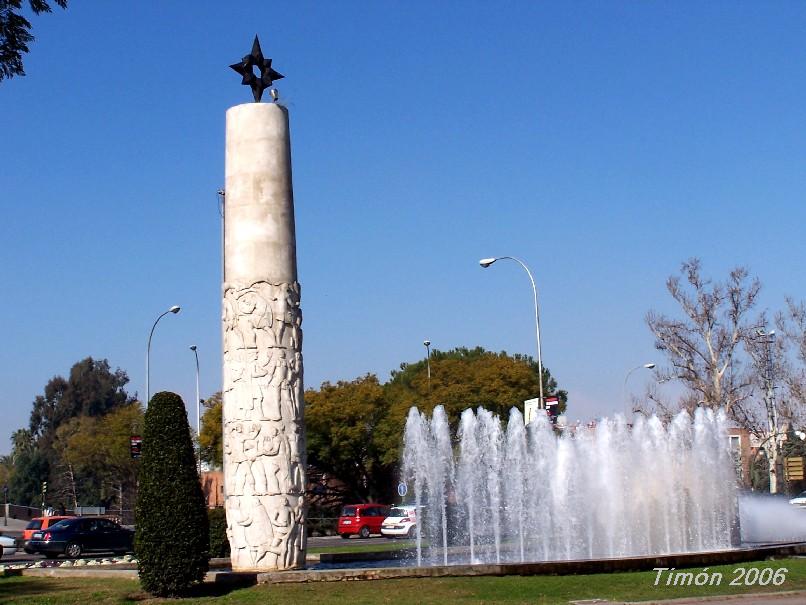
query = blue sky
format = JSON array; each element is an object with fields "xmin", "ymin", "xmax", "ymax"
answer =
[{"xmin": 2, "ymin": 2, "xmax": 805, "ymax": 455}]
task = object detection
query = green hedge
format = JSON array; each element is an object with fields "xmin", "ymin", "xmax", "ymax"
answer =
[
  {"xmin": 208, "ymin": 507, "xmax": 230, "ymax": 558},
  {"xmin": 135, "ymin": 392, "xmax": 209, "ymax": 596}
]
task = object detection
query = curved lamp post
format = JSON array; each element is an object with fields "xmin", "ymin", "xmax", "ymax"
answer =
[
  {"xmin": 423, "ymin": 339, "xmax": 432, "ymax": 391},
  {"xmin": 622, "ymin": 363, "xmax": 655, "ymax": 416},
  {"xmin": 479, "ymin": 256, "xmax": 544, "ymax": 408},
  {"xmin": 146, "ymin": 305, "xmax": 180, "ymax": 406},
  {"xmin": 190, "ymin": 345, "xmax": 200, "ymax": 436},
  {"xmin": 190, "ymin": 345, "xmax": 201, "ymax": 471}
]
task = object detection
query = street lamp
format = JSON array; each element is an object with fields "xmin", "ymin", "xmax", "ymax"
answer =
[
  {"xmin": 479, "ymin": 256, "xmax": 544, "ymax": 408},
  {"xmin": 190, "ymin": 345, "xmax": 201, "ymax": 471},
  {"xmin": 423, "ymin": 340, "xmax": 432, "ymax": 390},
  {"xmin": 756, "ymin": 328, "xmax": 781, "ymax": 494},
  {"xmin": 146, "ymin": 305, "xmax": 181, "ymax": 406},
  {"xmin": 190, "ymin": 345, "xmax": 200, "ymax": 436},
  {"xmin": 622, "ymin": 363, "xmax": 656, "ymax": 416}
]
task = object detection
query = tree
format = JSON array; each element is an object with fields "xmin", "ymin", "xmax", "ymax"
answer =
[
  {"xmin": 3, "ymin": 357, "xmax": 135, "ymax": 507},
  {"xmin": 6, "ymin": 428, "xmax": 47, "ymax": 505},
  {"xmin": 0, "ymin": 0, "xmax": 67, "ymax": 81},
  {"xmin": 645, "ymin": 258, "xmax": 761, "ymax": 417},
  {"xmin": 30, "ymin": 357, "xmax": 134, "ymax": 446},
  {"xmin": 304, "ymin": 347, "xmax": 567, "ymax": 503},
  {"xmin": 5, "ymin": 357, "xmax": 134, "ymax": 507},
  {"xmin": 375, "ymin": 347, "xmax": 566, "ymax": 470},
  {"xmin": 644, "ymin": 259, "xmax": 806, "ymax": 494},
  {"xmin": 0, "ymin": 455, "xmax": 11, "ymax": 490},
  {"xmin": 51, "ymin": 403, "xmax": 144, "ymax": 512},
  {"xmin": 135, "ymin": 391, "xmax": 208, "ymax": 597},
  {"xmin": 777, "ymin": 298, "xmax": 806, "ymax": 420},
  {"xmin": 198, "ymin": 392, "xmax": 223, "ymax": 469},
  {"xmin": 305, "ymin": 375, "xmax": 392, "ymax": 502}
]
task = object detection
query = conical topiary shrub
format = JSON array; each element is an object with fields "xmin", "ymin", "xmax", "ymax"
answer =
[{"xmin": 135, "ymin": 391, "xmax": 209, "ymax": 596}]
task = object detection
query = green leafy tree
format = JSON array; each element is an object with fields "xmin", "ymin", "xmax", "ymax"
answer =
[
  {"xmin": 0, "ymin": 0, "xmax": 67, "ymax": 81},
  {"xmin": 135, "ymin": 391, "xmax": 208, "ymax": 597},
  {"xmin": 7, "ymin": 428, "xmax": 47, "ymax": 505},
  {"xmin": 305, "ymin": 347, "xmax": 567, "ymax": 502},
  {"xmin": 51, "ymin": 403, "xmax": 143, "ymax": 510},
  {"xmin": 0, "ymin": 455, "xmax": 11, "ymax": 489},
  {"xmin": 6, "ymin": 357, "xmax": 134, "ymax": 507},
  {"xmin": 198, "ymin": 392, "xmax": 223, "ymax": 468},
  {"xmin": 377, "ymin": 347, "xmax": 566, "ymax": 466},
  {"xmin": 305, "ymin": 375, "xmax": 393, "ymax": 502},
  {"xmin": 5, "ymin": 358, "xmax": 134, "ymax": 507},
  {"xmin": 30, "ymin": 357, "xmax": 133, "ymax": 444}
]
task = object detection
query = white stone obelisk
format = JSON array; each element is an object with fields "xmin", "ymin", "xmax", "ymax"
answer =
[{"xmin": 222, "ymin": 102, "xmax": 306, "ymax": 570}]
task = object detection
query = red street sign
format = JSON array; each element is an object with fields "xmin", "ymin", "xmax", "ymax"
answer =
[{"xmin": 130, "ymin": 435, "xmax": 142, "ymax": 459}]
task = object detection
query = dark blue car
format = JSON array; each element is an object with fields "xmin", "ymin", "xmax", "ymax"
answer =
[{"xmin": 27, "ymin": 517, "xmax": 134, "ymax": 558}]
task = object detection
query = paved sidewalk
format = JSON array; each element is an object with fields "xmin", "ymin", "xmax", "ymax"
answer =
[
  {"xmin": 0, "ymin": 517, "xmax": 27, "ymax": 540},
  {"xmin": 620, "ymin": 589, "xmax": 806, "ymax": 604}
]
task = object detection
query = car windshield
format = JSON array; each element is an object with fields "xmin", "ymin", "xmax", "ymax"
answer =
[
  {"xmin": 387, "ymin": 508, "xmax": 411, "ymax": 517},
  {"xmin": 50, "ymin": 519, "xmax": 74, "ymax": 529},
  {"xmin": 341, "ymin": 506, "xmax": 357, "ymax": 517}
]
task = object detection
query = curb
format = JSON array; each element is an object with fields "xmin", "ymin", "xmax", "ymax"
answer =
[{"xmin": 621, "ymin": 589, "xmax": 806, "ymax": 604}]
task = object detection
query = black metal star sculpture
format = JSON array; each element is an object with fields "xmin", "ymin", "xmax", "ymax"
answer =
[{"xmin": 230, "ymin": 36, "xmax": 284, "ymax": 102}]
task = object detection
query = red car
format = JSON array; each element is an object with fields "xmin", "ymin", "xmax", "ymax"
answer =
[
  {"xmin": 337, "ymin": 504, "xmax": 389, "ymax": 539},
  {"xmin": 23, "ymin": 516, "xmax": 75, "ymax": 549}
]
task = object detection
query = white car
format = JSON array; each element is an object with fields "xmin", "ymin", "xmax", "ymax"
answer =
[
  {"xmin": 0, "ymin": 535, "xmax": 17, "ymax": 560},
  {"xmin": 789, "ymin": 491, "xmax": 806, "ymax": 507},
  {"xmin": 381, "ymin": 506, "xmax": 418, "ymax": 539}
]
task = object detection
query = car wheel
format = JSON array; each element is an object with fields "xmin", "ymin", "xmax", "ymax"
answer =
[
  {"xmin": 407, "ymin": 527, "xmax": 416, "ymax": 539},
  {"xmin": 358, "ymin": 526, "xmax": 370, "ymax": 539},
  {"xmin": 339, "ymin": 533, "xmax": 350, "ymax": 539},
  {"xmin": 65, "ymin": 542, "xmax": 82, "ymax": 558}
]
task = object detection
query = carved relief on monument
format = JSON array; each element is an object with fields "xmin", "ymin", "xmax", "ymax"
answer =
[
  {"xmin": 226, "ymin": 492, "xmax": 305, "ymax": 569},
  {"xmin": 223, "ymin": 281, "xmax": 303, "ymax": 422},
  {"xmin": 222, "ymin": 279, "xmax": 305, "ymax": 569}
]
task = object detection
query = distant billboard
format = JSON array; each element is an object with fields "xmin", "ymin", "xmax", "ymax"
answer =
[
  {"xmin": 524, "ymin": 396, "xmax": 561, "ymax": 425},
  {"xmin": 523, "ymin": 398, "xmax": 541, "ymax": 424}
]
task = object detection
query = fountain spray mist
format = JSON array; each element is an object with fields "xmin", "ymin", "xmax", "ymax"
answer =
[{"xmin": 403, "ymin": 405, "xmax": 738, "ymax": 566}]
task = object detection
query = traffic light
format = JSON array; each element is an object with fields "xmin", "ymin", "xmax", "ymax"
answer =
[{"xmin": 42, "ymin": 481, "xmax": 47, "ymax": 493}]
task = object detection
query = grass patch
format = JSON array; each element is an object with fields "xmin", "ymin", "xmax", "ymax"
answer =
[
  {"xmin": 1, "ymin": 558, "xmax": 804, "ymax": 604},
  {"xmin": 308, "ymin": 540, "xmax": 416, "ymax": 554}
]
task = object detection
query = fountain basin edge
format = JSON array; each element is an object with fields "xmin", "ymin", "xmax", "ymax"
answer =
[{"xmin": 253, "ymin": 543, "xmax": 806, "ymax": 584}]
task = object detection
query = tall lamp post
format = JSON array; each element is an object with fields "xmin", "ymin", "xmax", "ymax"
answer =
[
  {"xmin": 190, "ymin": 345, "xmax": 201, "ymax": 471},
  {"xmin": 146, "ymin": 305, "xmax": 181, "ymax": 406},
  {"xmin": 423, "ymin": 339, "xmax": 432, "ymax": 391},
  {"xmin": 756, "ymin": 328, "xmax": 781, "ymax": 493},
  {"xmin": 622, "ymin": 363, "xmax": 655, "ymax": 416},
  {"xmin": 480, "ymin": 256, "xmax": 544, "ymax": 408}
]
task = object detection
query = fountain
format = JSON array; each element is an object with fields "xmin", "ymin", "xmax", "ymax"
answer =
[{"xmin": 403, "ymin": 405, "xmax": 739, "ymax": 566}]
